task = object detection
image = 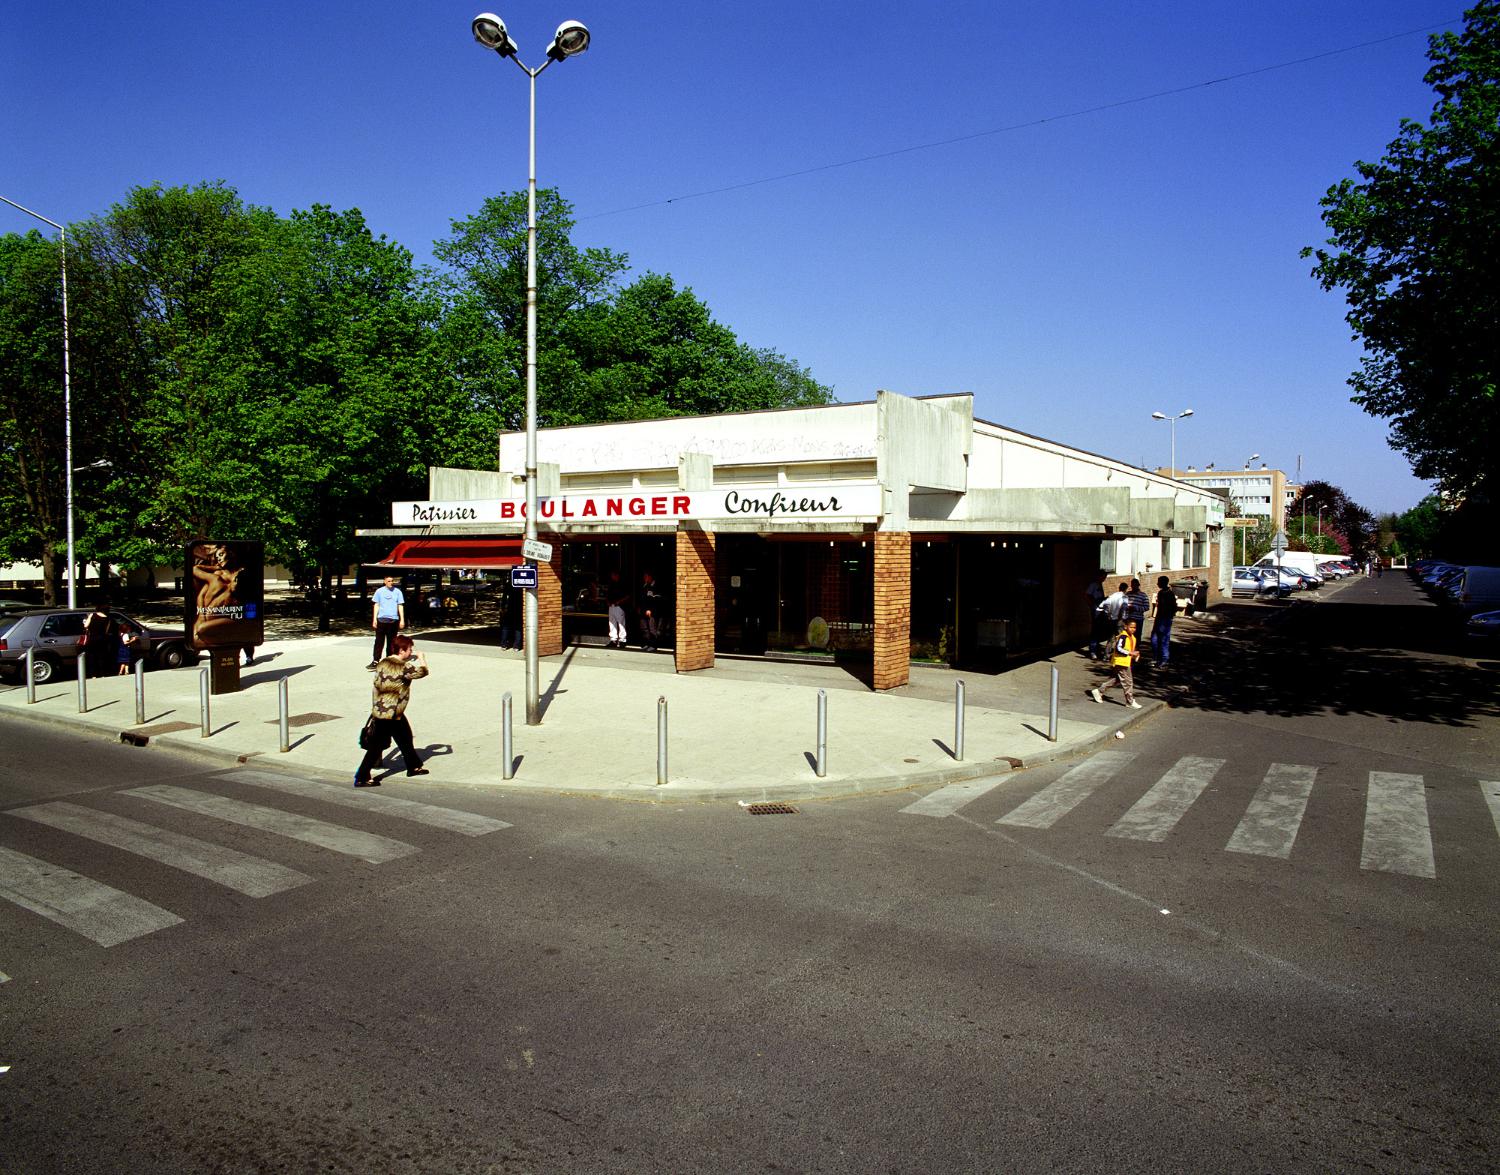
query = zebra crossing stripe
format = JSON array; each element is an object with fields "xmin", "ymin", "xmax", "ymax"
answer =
[
  {"xmin": 0, "ymin": 845, "xmax": 183, "ymax": 947},
  {"xmin": 9, "ymin": 802, "xmax": 312, "ymax": 897},
  {"xmin": 1107, "ymin": 756, "xmax": 1226, "ymax": 843},
  {"xmin": 1481, "ymin": 782, "xmax": 1500, "ymax": 841},
  {"xmin": 227, "ymin": 770, "xmax": 512, "ymax": 836},
  {"xmin": 123, "ymin": 785, "xmax": 417, "ymax": 865},
  {"xmin": 1226, "ymin": 764, "xmax": 1317, "ymax": 860},
  {"xmin": 996, "ymin": 751, "xmax": 1136, "ymax": 829},
  {"xmin": 900, "ymin": 776, "xmax": 1009, "ymax": 818},
  {"xmin": 1362, "ymin": 773, "xmax": 1435, "ymax": 879}
]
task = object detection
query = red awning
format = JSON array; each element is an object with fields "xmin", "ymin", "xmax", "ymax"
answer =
[{"xmin": 369, "ymin": 538, "xmax": 523, "ymax": 570}]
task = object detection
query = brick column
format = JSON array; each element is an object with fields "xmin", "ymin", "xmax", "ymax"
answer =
[
  {"xmin": 675, "ymin": 529, "xmax": 716, "ymax": 672},
  {"xmin": 873, "ymin": 531, "xmax": 911, "ymax": 691},
  {"xmin": 536, "ymin": 553, "xmax": 563, "ymax": 657}
]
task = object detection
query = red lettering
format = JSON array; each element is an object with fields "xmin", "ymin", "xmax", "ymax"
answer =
[
  {"xmin": 562, "ymin": 499, "xmax": 574, "ymax": 518},
  {"xmin": 607, "ymin": 498, "xmax": 624, "ymax": 517},
  {"xmin": 673, "ymin": 495, "xmax": 691, "ymax": 515},
  {"xmin": 629, "ymin": 498, "xmax": 646, "ymax": 517},
  {"xmin": 582, "ymin": 499, "xmax": 598, "ymax": 517},
  {"xmin": 651, "ymin": 496, "xmax": 667, "ymax": 516},
  {"xmin": 540, "ymin": 500, "xmax": 556, "ymax": 518},
  {"xmin": 501, "ymin": 501, "xmax": 516, "ymax": 519}
]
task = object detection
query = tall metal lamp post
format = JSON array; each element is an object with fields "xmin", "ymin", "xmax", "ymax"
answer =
[
  {"xmin": 1151, "ymin": 408, "xmax": 1194, "ymax": 478},
  {"xmin": 1, "ymin": 195, "xmax": 75, "ymax": 607},
  {"xmin": 470, "ymin": 12, "xmax": 591, "ymax": 726}
]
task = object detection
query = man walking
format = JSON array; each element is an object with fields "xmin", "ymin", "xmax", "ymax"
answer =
[
  {"xmin": 1150, "ymin": 575, "xmax": 1179, "ymax": 666},
  {"xmin": 370, "ymin": 575, "xmax": 405, "ymax": 669}
]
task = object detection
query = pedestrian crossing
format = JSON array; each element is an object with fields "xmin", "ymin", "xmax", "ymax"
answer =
[
  {"xmin": 0, "ymin": 771, "xmax": 513, "ymax": 955},
  {"xmin": 907, "ymin": 751, "xmax": 1496, "ymax": 881}
]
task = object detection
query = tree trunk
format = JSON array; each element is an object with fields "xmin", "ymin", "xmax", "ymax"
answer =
[{"xmin": 41, "ymin": 547, "xmax": 60, "ymax": 607}]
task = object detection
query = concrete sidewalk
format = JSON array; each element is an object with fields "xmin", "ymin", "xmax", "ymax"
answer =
[{"xmin": 0, "ymin": 629, "xmax": 1165, "ymax": 802}]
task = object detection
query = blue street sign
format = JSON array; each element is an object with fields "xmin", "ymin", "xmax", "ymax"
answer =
[{"xmin": 510, "ymin": 564, "xmax": 538, "ymax": 589}]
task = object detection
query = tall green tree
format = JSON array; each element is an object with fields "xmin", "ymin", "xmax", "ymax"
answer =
[
  {"xmin": 1303, "ymin": 2, "xmax": 1499, "ymax": 514},
  {"xmin": 1289, "ymin": 480, "xmax": 1375, "ymax": 557}
]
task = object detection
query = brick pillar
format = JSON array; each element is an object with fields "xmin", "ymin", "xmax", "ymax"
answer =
[
  {"xmin": 873, "ymin": 531, "xmax": 911, "ymax": 691},
  {"xmin": 536, "ymin": 553, "xmax": 563, "ymax": 657},
  {"xmin": 675, "ymin": 529, "xmax": 716, "ymax": 672}
]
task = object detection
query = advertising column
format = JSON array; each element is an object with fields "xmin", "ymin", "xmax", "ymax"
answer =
[{"xmin": 184, "ymin": 540, "xmax": 265, "ymax": 693}]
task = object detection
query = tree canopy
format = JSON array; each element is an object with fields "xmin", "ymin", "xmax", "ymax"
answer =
[{"xmin": 1303, "ymin": 1, "xmax": 1499, "ymax": 522}]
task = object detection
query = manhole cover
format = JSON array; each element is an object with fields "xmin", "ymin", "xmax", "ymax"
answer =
[
  {"xmin": 131, "ymin": 721, "xmax": 196, "ymax": 737},
  {"xmin": 744, "ymin": 802, "xmax": 799, "ymax": 815},
  {"xmin": 263, "ymin": 712, "xmax": 341, "ymax": 728}
]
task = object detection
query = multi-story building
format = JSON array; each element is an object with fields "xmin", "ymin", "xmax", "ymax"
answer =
[{"xmin": 1155, "ymin": 465, "xmax": 1290, "ymax": 529}]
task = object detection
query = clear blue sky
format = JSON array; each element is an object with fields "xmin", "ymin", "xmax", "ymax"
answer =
[{"xmin": 4, "ymin": 1, "xmax": 1466, "ymax": 514}]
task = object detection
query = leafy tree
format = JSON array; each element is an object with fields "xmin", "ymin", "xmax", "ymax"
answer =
[
  {"xmin": 1303, "ymin": 2, "xmax": 1499, "ymax": 514},
  {"xmin": 1289, "ymin": 480, "xmax": 1375, "ymax": 558},
  {"xmin": 1391, "ymin": 495, "xmax": 1446, "ymax": 556}
]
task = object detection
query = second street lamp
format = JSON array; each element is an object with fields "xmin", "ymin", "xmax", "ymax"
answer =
[
  {"xmin": 471, "ymin": 12, "xmax": 591, "ymax": 726},
  {"xmin": 1151, "ymin": 407, "xmax": 1194, "ymax": 478}
]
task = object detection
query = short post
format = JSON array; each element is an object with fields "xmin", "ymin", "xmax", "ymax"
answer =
[
  {"xmin": 656, "ymin": 695, "xmax": 668, "ymax": 785},
  {"xmin": 198, "ymin": 666, "xmax": 211, "ymax": 738},
  {"xmin": 133, "ymin": 659, "xmax": 146, "ymax": 725},
  {"xmin": 24, "ymin": 648, "xmax": 36, "ymax": 704},
  {"xmin": 815, "ymin": 688, "xmax": 827, "ymax": 778},
  {"xmin": 954, "ymin": 679, "xmax": 966, "ymax": 761},
  {"xmin": 76, "ymin": 655, "xmax": 88, "ymax": 714},
  {"xmin": 501, "ymin": 691, "xmax": 515, "ymax": 780},
  {"xmin": 277, "ymin": 677, "xmax": 290, "ymax": 753},
  {"xmin": 1047, "ymin": 664, "xmax": 1060, "ymax": 743}
]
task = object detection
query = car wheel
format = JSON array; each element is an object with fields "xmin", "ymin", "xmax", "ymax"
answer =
[
  {"xmin": 31, "ymin": 654, "xmax": 60, "ymax": 685},
  {"xmin": 156, "ymin": 642, "xmax": 188, "ymax": 670}
]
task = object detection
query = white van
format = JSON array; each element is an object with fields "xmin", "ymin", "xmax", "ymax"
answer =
[
  {"xmin": 1254, "ymin": 552, "xmax": 1323, "ymax": 587},
  {"xmin": 1456, "ymin": 566, "xmax": 1500, "ymax": 617}
]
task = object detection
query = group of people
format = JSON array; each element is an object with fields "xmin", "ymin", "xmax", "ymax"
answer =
[
  {"xmin": 80, "ymin": 604, "xmax": 141, "ymax": 678},
  {"xmin": 602, "ymin": 569, "xmax": 668, "ymax": 652},
  {"xmin": 1084, "ymin": 571, "xmax": 1181, "ymax": 708}
]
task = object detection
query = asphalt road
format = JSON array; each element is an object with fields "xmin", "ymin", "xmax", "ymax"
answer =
[{"xmin": 1, "ymin": 574, "xmax": 1496, "ymax": 1173}]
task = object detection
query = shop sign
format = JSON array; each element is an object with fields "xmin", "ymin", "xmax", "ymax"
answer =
[{"xmin": 391, "ymin": 484, "xmax": 883, "ymax": 527}]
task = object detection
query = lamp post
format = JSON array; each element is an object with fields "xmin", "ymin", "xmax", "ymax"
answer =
[
  {"xmin": 1151, "ymin": 408, "xmax": 1194, "ymax": 478},
  {"xmin": 471, "ymin": 12, "xmax": 591, "ymax": 726},
  {"xmin": 1, "ymin": 195, "xmax": 75, "ymax": 607}
]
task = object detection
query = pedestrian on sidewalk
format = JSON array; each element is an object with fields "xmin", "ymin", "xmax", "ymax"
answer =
[
  {"xmin": 498, "ymin": 575, "xmax": 521, "ymax": 651},
  {"xmin": 1091, "ymin": 619, "xmax": 1141, "ymax": 708},
  {"xmin": 1150, "ymin": 575, "xmax": 1179, "ymax": 666},
  {"xmin": 1122, "ymin": 578, "xmax": 1151, "ymax": 636},
  {"xmin": 369, "ymin": 575, "xmax": 405, "ymax": 668},
  {"xmin": 355, "ymin": 635, "xmax": 431, "ymax": 786},
  {"xmin": 638, "ymin": 570, "xmax": 665, "ymax": 652},
  {"xmin": 82, "ymin": 603, "xmax": 119, "ymax": 679},
  {"xmin": 1096, "ymin": 580, "xmax": 1129, "ymax": 645},
  {"xmin": 1085, "ymin": 570, "xmax": 1109, "ymax": 660}
]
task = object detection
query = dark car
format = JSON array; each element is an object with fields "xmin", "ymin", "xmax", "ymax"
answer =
[{"xmin": 0, "ymin": 608, "xmax": 200, "ymax": 685}]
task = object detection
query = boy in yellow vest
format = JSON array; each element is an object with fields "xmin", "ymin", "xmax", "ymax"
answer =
[{"xmin": 1091, "ymin": 619, "xmax": 1142, "ymax": 708}]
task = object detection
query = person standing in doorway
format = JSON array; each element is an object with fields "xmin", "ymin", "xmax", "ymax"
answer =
[
  {"xmin": 369, "ymin": 575, "xmax": 405, "ymax": 669},
  {"xmin": 605, "ymin": 570, "xmax": 629, "ymax": 649},
  {"xmin": 354, "ymin": 635, "xmax": 430, "ymax": 786},
  {"xmin": 1150, "ymin": 575, "xmax": 1179, "ymax": 667},
  {"xmin": 638, "ymin": 571, "xmax": 665, "ymax": 653},
  {"xmin": 1091, "ymin": 619, "xmax": 1142, "ymax": 708},
  {"xmin": 1085, "ymin": 570, "xmax": 1109, "ymax": 660},
  {"xmin": 498, "ymin": 574, "xmax": 521, "ymax": 651}
]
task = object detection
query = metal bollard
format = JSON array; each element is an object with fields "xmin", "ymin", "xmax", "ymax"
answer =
[
  {"xmin": 76, "ymin": 655, "xmax": 88, "ymax": 714},
  {"xmin": 656, "ymin": 696, "xmax": 668, "ymax": 785},
  {"xmin": 954, "ymin": 680, "xmax": 965, "ymax": 761},
  {"xmin": 199, "ymin": 667, "xmax": 211, "ymax": 738},
  {"xmin": 277, "ymin": 677, "xmax": 290, "ymax": 753},
  {"xmin": 815, "ymin": 688, "xmax": 827, "ymax": 778},
  {"xmin": 24, "ymin": 648, "xmax": 36, "ymax": 705},
  {"xmin": 502, "ymin": 691, "xmax": 515, "ymax": 780},
  {"xmin": 1047, "ymin": 665, "xmax": 1060, "ymax": 743},
  {"xmin": 133, "ymin": 659, "xmax": 146, "ymax": 725}
]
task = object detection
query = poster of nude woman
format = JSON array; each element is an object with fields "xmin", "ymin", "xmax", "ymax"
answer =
[{"xmin": 184, "ymin": 540, "xmax": 264, "ymax": 651}]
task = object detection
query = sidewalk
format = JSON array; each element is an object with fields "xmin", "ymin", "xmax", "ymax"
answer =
[{"xmin": 0, "ymin": 627, "xmax": 1167, "ymax": 802}]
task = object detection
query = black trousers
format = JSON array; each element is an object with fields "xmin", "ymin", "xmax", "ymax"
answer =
[
  {"xmin": 357, "ymin": 714, "xmax": 421, "ymax": 779},
  {"xmin": 372, "ymin": 619, "xmax": 400, "ymax": 662}
]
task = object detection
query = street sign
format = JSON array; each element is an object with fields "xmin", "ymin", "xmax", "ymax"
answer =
[
  {"xmin": 1271, "ymin": 530, "xmax": 1289, "ymax": 553},
  {"xmin": 510, "ymin": 564, "xmax": 538, "ymax": 589},
  {"xmin": 521, "ymin": 538, "xmax": 553, "ymax": 563}
]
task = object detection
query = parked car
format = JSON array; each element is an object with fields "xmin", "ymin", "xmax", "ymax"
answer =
[
  {"xmin": 1466, "ymin": 609, "xmax": 1500, "ymax": 645},
  {"xmin": 1454, "ymin": 566, "xmax": 1500, "ymax": 618},
  {"xmin": 0, "ymin": 608, "xmax": 200, "ymax": 685},
  {"xmin": 1231, "ymin": 567, "xmax": 1279, "ymax": 599}
]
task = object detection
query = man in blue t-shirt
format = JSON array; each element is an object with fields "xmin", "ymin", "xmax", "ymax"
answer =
[{"xmin": 369, "ymin": 575, "xmax": 406, "ymax": 668}]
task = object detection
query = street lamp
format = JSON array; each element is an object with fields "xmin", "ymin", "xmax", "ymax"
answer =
[
  {"xmin": 471, "ymin": 12, "xmax": 591, "ymax": 726},
  {"xmin": 1151, "ymin": 408, "xmax": 1194, "ymax": 478},
  {"xmin": 1, "ymin": 194, "xmax": 75, "ymax": 608}
]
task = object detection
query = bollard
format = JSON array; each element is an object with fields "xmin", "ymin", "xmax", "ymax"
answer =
[
  {"xmin": 815, "ymin": 688, "xmax": 827, "ymax": 778},
  {"xmin": 1047, "ymin": 665, "xmax": 1060, "ymax": 743},
  {"xmin": 277, "ymin": 677, "xmax": 290, "ymax": 753},
  {"xmin": 502, "ymin": 691, "xmax": 515, "ymax": 780},
  {"xmin": 199, "ymin": 667, "xmax": 211, "ymax": 738},
  {"xmin": 133, "ymin": 659, "xmax": 146, "ymax": 726},
  {"xmin": 76, "ymin": 655, "xmax": 88, "ymax": 714},
  {"xmin": 954, "ymin": 680, "xmax": 966, "ymax": 761},
  {"xmin": 24, "ymin": 648, "xmax": 36, "ymax": 705},
  {"xmin": 656, "ymin": 696, "xmax": 668, "ymax": 785}
]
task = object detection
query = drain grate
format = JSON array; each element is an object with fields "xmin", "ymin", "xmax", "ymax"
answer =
[{"xmin": 744, "ymin": 802, "xmax": 799, "ymax": 816}]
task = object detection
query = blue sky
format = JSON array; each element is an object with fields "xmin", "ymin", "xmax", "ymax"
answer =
[{"xmin": 4, "ymin": 1, "xmax": 1467, "ymax": 514}]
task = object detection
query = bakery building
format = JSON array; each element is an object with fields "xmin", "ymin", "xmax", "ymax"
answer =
[{"xmin": 363, "ymin": 391, "xmax": 1227, "ymax": 690}]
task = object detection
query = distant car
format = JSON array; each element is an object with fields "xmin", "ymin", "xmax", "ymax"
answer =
[
  {"xmin": 1231, "ymin": 567, "xmax": 1278, "ymax": 599},
  {"xmin": 0, "ymin": 608, "xmax": 200, "ymax": 685}
]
